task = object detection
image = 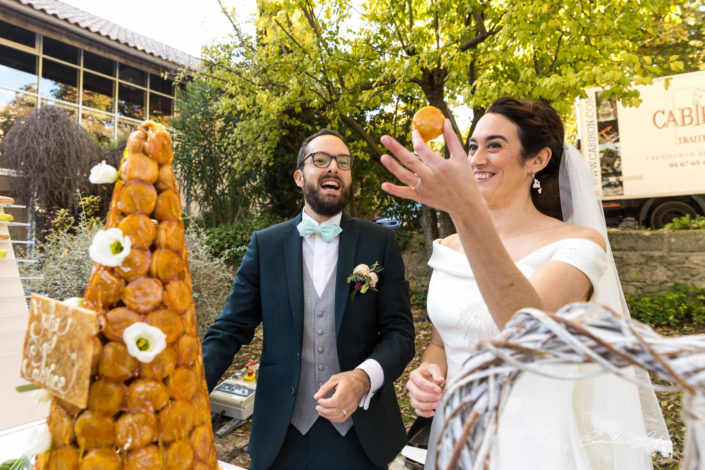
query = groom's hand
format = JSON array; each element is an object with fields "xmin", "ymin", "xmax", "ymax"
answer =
[{"xmin": 314, "ymin": 370, "xmax": 371, "ymax": 423}]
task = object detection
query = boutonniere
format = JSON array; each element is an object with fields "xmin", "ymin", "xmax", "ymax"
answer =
[{"xmin": 347, "ymin": 262, "xmax": 382, "ymax": 300}]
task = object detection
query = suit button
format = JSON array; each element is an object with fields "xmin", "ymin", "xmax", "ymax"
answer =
[
  {"xmin": 317, "ymin": 328, "xmax": 324, "ymax": 335},
  {"xmin": 318, "ymin": 364, "xmax": 324, "ymax": 371},
  {"xmin": 317, "ymin": 311, "xmax": 324, "ymax": 318},
  {"xmin": 296, "ymin": 353, "xmax": 301, "ymax": 360},
  {"xmin": 317, "ymin": 346, "xmax": 324, "ymax": 353},
  {"xmin": 290, "ymin": 387, "xmax": 295, "ymax": 395}
]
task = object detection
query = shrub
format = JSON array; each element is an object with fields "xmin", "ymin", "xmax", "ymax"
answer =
[
  {"xmin": 199, "ymin": 215, "xmax": 284, "ymax": 266},
  {"xmin": 664, "ymin": 214, "xmax": 705, "ymax": 230},
  {"xmin": 26, "ymin": 215, "xmax": 234, "ymax": 338},
  {"xmin": 626, "ymin": 283, "xmax": 705, "ymax": 327}
]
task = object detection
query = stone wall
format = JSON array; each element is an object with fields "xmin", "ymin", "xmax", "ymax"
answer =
[
  {"xmin": 610, "ymin": 230, "xmax": 705, "ymax": 295},
  {"xmin": 400, "ymin": 230, "xmax": 705, "ymax": 299}
]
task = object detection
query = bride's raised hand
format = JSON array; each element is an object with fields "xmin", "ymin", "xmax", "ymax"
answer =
[{"xmin": 380, "ymin": 119, "xmax": 479, "ymax": 216}]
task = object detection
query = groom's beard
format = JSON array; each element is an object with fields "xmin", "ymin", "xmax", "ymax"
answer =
[{"xmin": 302, "ymin": 173, "xmax": 350, "ymax": 217}]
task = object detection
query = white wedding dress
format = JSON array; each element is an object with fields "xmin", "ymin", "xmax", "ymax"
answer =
[{"xmin": 424, "ymin": 237, "xmax": 657, "ymax": 470}]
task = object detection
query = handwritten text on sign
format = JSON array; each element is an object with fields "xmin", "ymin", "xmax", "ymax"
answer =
[{"xmin": 21, "ymin": 295, "xmax": 98, "ymax": 408}]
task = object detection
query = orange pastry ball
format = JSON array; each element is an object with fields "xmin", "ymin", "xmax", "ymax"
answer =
[{"xmin": 412, "ymin": 106, "xmax": 445, "ymax": 142}]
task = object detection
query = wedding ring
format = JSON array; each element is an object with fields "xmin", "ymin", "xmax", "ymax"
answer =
[
  {"xmin": 342, "ymin": 408, "xmax": 347, "ymax": 417},
  {"xmin": 413, "ymin": 175, "xmax": 422, "ymax": 189}
]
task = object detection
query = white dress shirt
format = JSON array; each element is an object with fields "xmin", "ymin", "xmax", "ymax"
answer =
[{"xmin": 300, "ymin": 210, "xmax": 383, "ymax": 409}]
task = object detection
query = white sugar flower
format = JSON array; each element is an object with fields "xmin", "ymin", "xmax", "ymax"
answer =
[
  {"xmin": 88, "ymin": 160, "xmax": 119, "ymax": 184},
  {"xmin": 123, "ymin": 322, "xmax": 166, "ymax": 363},
  {"xmin": 23, "ymin": 423, "xmax": 52, "ymax": 456},
  {"xmin": 89, "ymin": 228, "xmax": 131, "ymax": 267},
  {"xmin": 32, "ymin": 388, "xmax": 53, "ymax": 405},
  {"xmin": 62, "ymin": 297, "xmax": 84, "ymax": 308}
]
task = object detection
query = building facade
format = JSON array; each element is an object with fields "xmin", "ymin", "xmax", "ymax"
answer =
[{"xmin": 0, "ymin": 0, "xmax": 197, "ymax": 148}]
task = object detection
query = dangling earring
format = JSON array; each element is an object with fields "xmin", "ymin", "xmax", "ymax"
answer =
[{"xmin": 532, "ymin": 176, "xmax": 542, "ymax": 194}]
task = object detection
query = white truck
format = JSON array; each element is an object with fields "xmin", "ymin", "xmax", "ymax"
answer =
[{"xmin": 576, "ymin": 70, "xmax": 705, "ymax": 228}]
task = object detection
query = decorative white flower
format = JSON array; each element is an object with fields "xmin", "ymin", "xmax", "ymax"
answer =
[
  {"xmin": 23, "ymin": 423, "xmax": 52, "ymax": 456},
  {"xmin": 123, "ymin": 322, "xmax": 167, "ymax": 363},
  {"xmin": 32, "ymin": 388, "xmax": 53, "ymax": 405},
  {"xmin": 88, "ymin": 160, "xmax": 119, "ymax": 184},
  {"xmin": 62, "ymin": 297, "xmax": 84, "ymax": 308},
  {"xmin": 89, "ymin": 228, "xmax": 131, "ymax": 267}
]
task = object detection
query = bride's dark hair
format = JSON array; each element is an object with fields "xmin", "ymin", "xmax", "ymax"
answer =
[{"xmin": 486, "ymin": 97, "xmax": 564, "ymax": 220}]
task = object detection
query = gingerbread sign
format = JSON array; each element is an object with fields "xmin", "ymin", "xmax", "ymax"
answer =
[{"xmin": 21, "ymin": 295, "xmax": 99, "ymax": 408}]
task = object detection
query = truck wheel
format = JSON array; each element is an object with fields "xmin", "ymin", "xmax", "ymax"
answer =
[{"xmin": 649, "ymin": 200, "xmax": 698, "ymax": 228}]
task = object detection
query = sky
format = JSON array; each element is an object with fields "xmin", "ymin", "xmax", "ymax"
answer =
[{"xmin": 60, "ymin": 0, "xmax": 258, "ymax": 58}]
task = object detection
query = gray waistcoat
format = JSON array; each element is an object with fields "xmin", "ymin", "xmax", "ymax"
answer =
[{"xmin": 290, "ymin": 263, "xmax": 352, "ymax": 436}]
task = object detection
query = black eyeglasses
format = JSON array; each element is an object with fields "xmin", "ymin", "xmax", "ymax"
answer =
[{"xmin": 301, "ymin": 151, "xmax": 353, "ymax": 171}]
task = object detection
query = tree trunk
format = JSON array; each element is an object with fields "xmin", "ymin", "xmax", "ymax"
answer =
[
  {"xmin": 438, "ymin": 211, "xmax": 455, "ymax": 238},
  {"xmin": 420, "ymin": 204, "xmax": 438, "ymax": 258}
]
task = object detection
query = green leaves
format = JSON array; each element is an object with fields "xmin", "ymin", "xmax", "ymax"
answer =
[
  {"xmin": 0, "ymin": 457, "xmax": 30, "ymax": 470},
  {"xmin": 179, "ymin": 0, "xmax": 697, "ymax": 222},
  {"xmin": 627, "ymin": 283, "xmax": 705, "ymax": 327}
]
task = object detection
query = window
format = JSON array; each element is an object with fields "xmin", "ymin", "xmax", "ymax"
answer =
[
  {"xmin": 0, "ymin": 89, "xmax": 36, "ymax": 139},
  {"xmin": 149, "ymin": 93, "xmax": 173, "ymax": 125},
  {"xmin": 0, "ymin": 44, "xmax": 37, "ymax": 92},
  {"xmin": 41, "ymin": 99, "xmax": 78, "ymax": 119},
  {"xmin": 83, "ymin": 71, "xmax": 114, "ymax": 112},
  {"xmin": 82, "ymin": 110, "xmax": 114, "ymax": 147},
  {"xmin": 119, "ymin": 64, "xmax": 146, "ymax": 87},
  {"xmin": 43, "ymin": 37, "xmax": 79, "ymax": 64},
  {"xmin": 40, "ymin": 59, "xmax": 78, "ymax": 103},
  {"xmin": 0, "ymin": 20, "xmax": 35, "ymax": 48},
  {"xmin": 150, "ymin": 73, "xmax": 174, "ymax": 95},
  {"xmin": 118, "ymin": 83, "xmax": 144, "ymax": 119},
  {"xmin": 84, "ymin": 51, "xmax": 114, "ymax": 76}
]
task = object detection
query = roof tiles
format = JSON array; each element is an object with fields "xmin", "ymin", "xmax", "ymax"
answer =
[{"xmin": 11, "ymin": 0, "xmax": 199, "ymax": 69}]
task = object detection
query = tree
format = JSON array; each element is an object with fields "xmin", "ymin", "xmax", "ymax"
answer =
[
  {"xmin": 172, "ymin": 79, "xmax": 262, "ymax": 226},
  {"xmin": 0, "ymin": 106, "xmax": 105, "ymax": 237},
  {"xmin": 200, "ymin": 0, "xmax": 690, "ymax": 252}
]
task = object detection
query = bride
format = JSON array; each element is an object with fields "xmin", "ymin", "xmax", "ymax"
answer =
[{"xmin": 380, "ymin": 98, "xmax": 671, "ymax": 469}]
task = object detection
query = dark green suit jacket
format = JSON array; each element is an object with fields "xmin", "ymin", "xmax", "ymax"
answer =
[{"xmin": 202, "ymin": 213, "xmax": 415, "ymax": 469}]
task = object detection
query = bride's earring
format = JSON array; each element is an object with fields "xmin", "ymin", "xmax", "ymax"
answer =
[{"xmin": 532, "ymin": 176, "xmax": 542, "ymax": 194}]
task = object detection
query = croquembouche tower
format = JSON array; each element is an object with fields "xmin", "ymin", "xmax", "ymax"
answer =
[{"xmin": 35, "ymin": 122, "xmax": 218, "ymax": 469}]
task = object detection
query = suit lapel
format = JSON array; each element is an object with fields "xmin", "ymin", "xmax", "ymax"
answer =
[
  {"xmin": 284, "ymin": 215, "xmax": 304, "ymax": 349},
  {"xmin": 335, "ymin": 214, "xmax": 358, "ymax": 334}
]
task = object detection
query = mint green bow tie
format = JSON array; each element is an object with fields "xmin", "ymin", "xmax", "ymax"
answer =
[{"xmin": 297, "ymin": 219, "xmax": 342, "ymax": 242}]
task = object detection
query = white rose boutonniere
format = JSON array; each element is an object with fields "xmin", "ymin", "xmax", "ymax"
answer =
[
  {"xmin": 89, "ymin": 228, "xmax": 131, "ymax": 267},
  {"xmin": 88, "ymin": 160, "xmax": 119, "ymax": 184},
  {"xmin": 347, "ymin": 262, "xmax": 382, "ymax": 300}
]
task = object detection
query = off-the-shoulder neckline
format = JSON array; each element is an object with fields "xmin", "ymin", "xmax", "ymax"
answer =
[{"xmin": 434, "ymin": 237, "xmax": 605, "ymax": 265}]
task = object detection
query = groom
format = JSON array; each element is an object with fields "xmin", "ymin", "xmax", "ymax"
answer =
[{"xmin": 202, "ymin": 128, "xmax": 415, "ymax": 470}]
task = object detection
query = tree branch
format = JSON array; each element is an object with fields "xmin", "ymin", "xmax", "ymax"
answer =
[{"xmin": 339, "ymin": 114, "xmax": 384, "ymax": 161}]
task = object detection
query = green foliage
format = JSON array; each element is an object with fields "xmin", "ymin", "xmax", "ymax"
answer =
[
  {"xmin": 197, "ymin": 215, "xmax": 285, "ymax": 266},
  {"xmin": 408, "ymin": 275, "xmax": 429, "ymax": 307},
  {"xmin": 0, "ymin": 457, "xmax": 30, "ymax": 470},
  {"xmin": 24, "ymin": 213, "xmax": 234, "ymax": 338},
  {"xmin": 626, "ymin": 283, "xmax": 705, "ymax": 327},
  {"xmin": 172, "ymin": 80, "xmax": 262, "ymax": 227},
  {"xmin": 192, "ymin": 0, "xmax": 694, "ymax": 233},
  {"xmin": 183, "ymin": 226, "xmax": 236, "ymax": 337},
  {"xmin": 664, "ymin": 214, "xmax": 705, "ymax": 230}
]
